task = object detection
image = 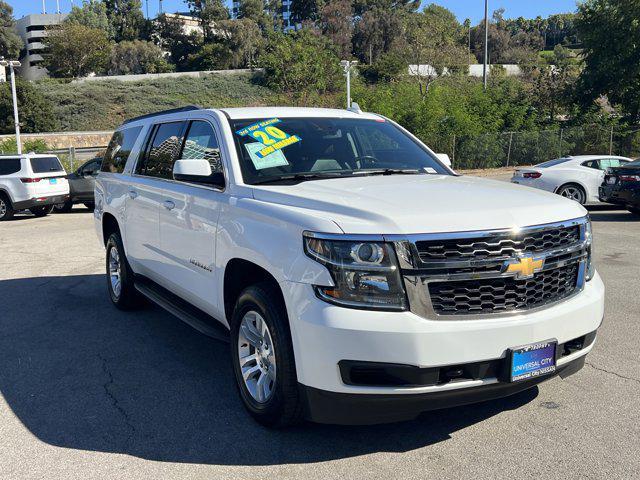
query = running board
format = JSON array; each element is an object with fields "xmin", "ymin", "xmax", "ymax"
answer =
[{"xmin": 134, "ymin": 276, "xmax": 230, "ymax": 343}]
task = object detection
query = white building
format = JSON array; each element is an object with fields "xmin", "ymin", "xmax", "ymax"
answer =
[{"xmin": 15, "ymin": 13, "xmax": 67, "ymax": 81}]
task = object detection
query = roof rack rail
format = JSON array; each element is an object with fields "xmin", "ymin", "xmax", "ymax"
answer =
[{"xmin": 122, "ymin": 105, "xmax": 202, "ymax": 125}]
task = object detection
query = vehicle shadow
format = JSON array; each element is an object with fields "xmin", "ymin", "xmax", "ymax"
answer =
[{"xmin": 0, "ymin": 274, "xmax": 538, "ymax": 466}]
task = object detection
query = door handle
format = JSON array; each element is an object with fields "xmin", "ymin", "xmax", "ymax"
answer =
[
  {"xmin": 128, "ymin": 190, "xmax": 138, "ymax": 199},
  {"xmin": 163, "ymin": 200, "xmax": 175, "ymax": 210}
]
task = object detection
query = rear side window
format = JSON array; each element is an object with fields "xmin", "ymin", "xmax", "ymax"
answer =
[
  {"xmin": 536, "ymin": 158, "xmax": 571, "ymax": 168},
  {"xmin": 137, "ymin": 122, "xmax": 186, "ymax": 179},
  {"xmin": 101, "ymin": 126, "xmax": 143, "ymax": 174},
  {"xmin": 0, "ymin": 158, "xmax": 21, "ymax": 175},
  {"xmin": 30, "ymin": 156, "xmax": 64, "ymax": 173}
]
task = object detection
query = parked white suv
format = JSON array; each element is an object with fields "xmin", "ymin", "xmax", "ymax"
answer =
[
  {"xmin": 0, "ymin": 153, "xmax": 70, "ymax": 221},
  {"xmin": 95, "ymin": 106, "xmax": 604, "ymax": 427}
]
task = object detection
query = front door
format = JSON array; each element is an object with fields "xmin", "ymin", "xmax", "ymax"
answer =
[{"xmin": 157, "ymin": 119, "xmax": 224, "ymax": 316}]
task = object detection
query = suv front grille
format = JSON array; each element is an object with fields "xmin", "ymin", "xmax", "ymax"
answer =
[
  {"xmin": 415, "ymin": 225, "xmax": 580, "ymax": 262},
  {"xmin": 394, "ymin": 218, "xmax": 590, "ymax": 319},
  {"xmin": 428, "ymin": 263, "xmax": 579, "ymax": 315}
]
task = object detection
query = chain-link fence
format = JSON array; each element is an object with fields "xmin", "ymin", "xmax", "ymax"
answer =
[{"xmin": 429, "ymin": 125, "xmax": 640, "ymax": 170}]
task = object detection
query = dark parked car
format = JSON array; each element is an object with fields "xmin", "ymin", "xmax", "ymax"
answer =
[
  {"xmin": 54, "ymin": 157, "xmax": 101, "ymax": 212},
  {"xmin": 599, "ymin": 159, "xmax": 640, "ymax": 215}
]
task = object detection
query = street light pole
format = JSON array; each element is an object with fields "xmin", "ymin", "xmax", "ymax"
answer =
[
  {"xmin": 1, "ymin": 60, "xmax": 23, "ymax": 154},
  {"xmin": 340, "ymin": 60, "xmax": 358, "ymax": 109},
  {"xmin": 483, "ymin": 0, "xmax": 489, "ymax": 91}
]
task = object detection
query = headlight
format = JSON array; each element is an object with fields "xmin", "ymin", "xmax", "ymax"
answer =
[
  {"xmin": 303, "ymin": 233, "xmax": 407, "ymax": 310},
  {"xmin": 585, "ymin": 218, "xmax": 595, "ymax": 281}
]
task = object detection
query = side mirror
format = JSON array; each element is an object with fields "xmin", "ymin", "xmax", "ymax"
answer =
[
  {"xmin": 436, "ymin": 153, "xmax": 452, "ymax": 168},
  {"xmin": 173, "ymin": 159, "xmax": 225, "ymax": 189}
]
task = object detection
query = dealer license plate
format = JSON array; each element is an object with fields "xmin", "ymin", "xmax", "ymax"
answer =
[
  {"xmin": 607, "ymin": 177, "xmax": 617, "ymax": 184},
  {"xmin": 510, "ymin": 340, "xmax": 556, "ymax": 382}
]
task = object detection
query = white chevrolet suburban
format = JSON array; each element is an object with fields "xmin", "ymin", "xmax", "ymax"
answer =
[{"xmin": 95, "ymin": 106, "xmax": 604, "ymax": 427}]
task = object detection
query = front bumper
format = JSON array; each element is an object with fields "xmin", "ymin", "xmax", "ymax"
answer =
[
  {"xmin": 282, "ymin": 272, "xmax": 604, "ymax": 423},
  {"xmin": 14, "ymin": 194, "xmax": 70, "ymax": 210},
  {"xmin": 300, "ymin": 352, "xmax": 587, "ymax": 425}
]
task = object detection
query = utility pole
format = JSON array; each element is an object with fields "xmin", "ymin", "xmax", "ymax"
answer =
[
  {"xmin": 56, "ymin": 0, "xmax": 60, "ymax": 14},
  {"xmin": 0, "ymin": 60, "xmax": 23, "ymax": 155},
  {"xmin": 42, "ymin": 0, "xmax": 46, "ymax": 14},
  {"xmin": 483, "ymin": 0, "xmax": 489, "ymax": 91},
  {"xmin": 340, "ymin": 60, "xmax": 358, "ymax": 109}
]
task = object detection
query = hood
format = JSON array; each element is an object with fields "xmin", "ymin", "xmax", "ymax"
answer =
[{"xmin": 251, "ymin": 174, "xmax": 587, "ymax": 235}]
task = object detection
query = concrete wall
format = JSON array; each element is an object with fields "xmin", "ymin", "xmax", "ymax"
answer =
[
  {"xmin": 409, "ymin": 64, "xmax": 524, "ymax": 77},
  {"xmin": 0, "ymin": 131, "xmax": 114, "ymax": 150},
  {"xmin": 72, "ymin": 68, "xmax": 264, "ymax": 83}
]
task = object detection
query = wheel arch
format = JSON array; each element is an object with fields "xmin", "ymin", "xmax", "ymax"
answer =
[
  {"xmin": 223, "ymin": 258, "xmax": 286, "ymax": 326},
  {"xmin": 555, "ymin": 181, "xmax": 588, "ymax": 201},
  {"xmin": 101, "ymin": 212, "xmax": 121, "ymax": 246}
]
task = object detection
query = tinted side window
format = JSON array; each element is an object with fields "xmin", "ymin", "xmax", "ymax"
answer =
[
  {"xmin": 582, "ymin": 160, "xmax": 599, "ymax": 169},
  {"xmin": 178, "ymin": 121, "xmax": 223, "ymax": 174},
  {"xmin": 140, "ymin": 122, "xmax": 185, "ymax": 179},
  {"xmin": 101, "ymin": 126, "xmax": 143, "ymax": 174},
  {"xmin": 0, "ymin": 158, "xmax": 21, "ymax": 175}
]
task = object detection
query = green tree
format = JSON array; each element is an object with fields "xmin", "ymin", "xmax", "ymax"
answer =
[
  {"xmin": 153, "ymin": 13, "xmax": 203, "ymax": 71},
  {"xmin": 319, "ymin": 0, "xmax": 353, "ymax": 58},
  {"xmin": 353, "ymin": 0, "xmax": 420, "ymax": 16},
  {"xmin": 237, "ymin": 0, "xmax": 271, "ymax": 31},
  {"xmin": 290, "ymin": 0, "xmax": 322, "ymax": 23},
  {"xmin": 65, "ymin": 0, "xmax": 115, "ymax": 39},
  {"xmin": 43, "ymin": 24, "xmax": 111, "ymax": 78},
  {"xmin": 259, "ymin": 29, "xmax": 342, "ymax": 93},
  {"xmin": 352, "ymin": 7, "xmax": 406, "ymax": 64},
  {"xmin": 108, "ymin": 40, "xmax": 174, "ymax": 75},
  {"xmin": 187, "ymin": 0, "xmax": 229, "ymax": 41},
  {"xmin": 576, "ymin": 0, "xmax": 640, "ymax": 121},
  {"xmin": 0, "ymin": 79, "xmax": 58, "ymax": 134},
  {"xmin": 0, "ymin": 1, "xmax": 23, "ymax": 59},
  {"xmin": 105, "ymin": 0, "xmax": 145, "ymax": 41}
]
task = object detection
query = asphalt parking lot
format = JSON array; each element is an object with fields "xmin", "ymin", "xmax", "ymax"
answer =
[{"xmin": 1, "ymin": 204, "xmax": 639, "ymax": 480}]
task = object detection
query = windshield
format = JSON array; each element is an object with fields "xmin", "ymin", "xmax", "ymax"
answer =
[
  {"xmin": 229, "ymin": 117, "xmax": 451, "ymax": 184},
  {"xmin": 30, "ymin": 156, "xmax": 64, "ymax": 173},
  {"xmin": 536, "ymin": 158, "xmax": 572, "ymax": 168}
]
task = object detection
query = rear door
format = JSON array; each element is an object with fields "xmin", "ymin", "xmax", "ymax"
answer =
[
  {"xmin": 156, "ymin": 119, "xmax": 225, "ymax": 313},
  {"xmin": 126, "ymin": 121, "xmax": 187, "ymax": 280}
]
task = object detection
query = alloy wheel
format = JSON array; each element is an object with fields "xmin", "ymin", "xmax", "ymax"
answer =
[
  {"xmin": 0, "ymin": 199, "xmax": 6, "ymax": 218},
  {"xmin": 559, "ymin": 186, "xmax": 585, "ymax": 204},
  {"xmin": 108, "ymin": 246, "xmax": 122, "ymax": 299},
  {"xmin": 237, "ymin": 310, "xmax": 277, "ymax": 404}
]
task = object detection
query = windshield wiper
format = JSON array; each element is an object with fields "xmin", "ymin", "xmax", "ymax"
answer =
[
  {"xmin": 355, "ymin": 168, "xmax": 426, "ymax": 176},
  {"xmin": 251, "ymin": 172, "xmax": 354, "ymax": 185}
]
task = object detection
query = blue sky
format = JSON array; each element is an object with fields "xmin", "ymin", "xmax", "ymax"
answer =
[{"xmin": 11, "ymin": 0, "xmax": 579, "ymax": 23}]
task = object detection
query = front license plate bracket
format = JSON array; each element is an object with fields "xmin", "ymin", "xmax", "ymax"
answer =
[{"xmin": 509, "ymin": 340, "xmax": 557, "ymax": 382}]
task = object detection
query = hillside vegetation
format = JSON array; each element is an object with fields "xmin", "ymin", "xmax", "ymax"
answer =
[{"xmin": 33, "ymin": 73, "xmax": 311, "ymax": 131}]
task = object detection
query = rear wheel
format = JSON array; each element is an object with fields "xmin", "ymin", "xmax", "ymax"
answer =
[
  {"xmin": 0, "ymin": 193, "xmax": 15, "ymax": 221},
  {"xmin": 54, "ymin": 200, "xmax": 73, "ymax": 213},
  {"xmin": 557, "ymin": 184, "xmax": 586, "ymax": 205},
  {"xmin": 105, "ymin": 232, "xmax": 143, "ymax": 310},
  {"xmin": 230, "ymin": 282, "xmax": 303, "ymax": 428},
  {"xmin": 84, "ymin": 202, "xmax": 95, "ymax": 211},
  {"xmin": 29, "ymin": 205, "xmax": 54, "ymax": 217},
  {"xmin": 628, "ymin": 207, "xmax": 640, "ymax": 216}
]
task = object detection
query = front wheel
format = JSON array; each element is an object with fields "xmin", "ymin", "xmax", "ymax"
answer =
[
  {"xmin": 29, "ymin": 205, "xmax": 54, "ymax": 217},
  {"xmin": 557, "ymin": 184, "xmax": 586, "ymax": 205},
  {"xmin": 230, "ymin": 282, "xmax": 304, "ymax": 428}
]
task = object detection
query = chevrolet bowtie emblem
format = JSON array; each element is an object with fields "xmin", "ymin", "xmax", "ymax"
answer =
[{"xmin": 504, "ymin": 255, "xmax": 544, "ymax": 279}]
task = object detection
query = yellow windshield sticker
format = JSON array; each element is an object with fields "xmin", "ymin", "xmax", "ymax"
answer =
[{"xmin": 236, "ymin": 118, "xmax": 301, "ymax": 158}]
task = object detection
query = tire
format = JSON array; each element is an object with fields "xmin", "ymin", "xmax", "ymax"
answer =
[
  {"xmin": 84, "ymin": 202, "xmax": 95, "ymax": 211},
  {"xmin": 29, "ymin": 205, "xmax": 54, "ymax": 217},
  {"xmin": 54, "ymin": 200, "xmax": 73, "ymax": 213},
  {"xmin": 105, "ymin": 232, "xmax": 143, "ymax": 310},
  {"xmin": 0, "ymin": 193, "xmax": 15, "ymax": 221},
  {"xmin": 628, "ymin": 207, "xmax": 640, "ymax": 216},
  {"xmin": 230, "ymin": 282, "xmax": 304, "ymax": 428},
  {"xmin": 557, "ymin": 184, "xmax": 587, "ymax": 205}
]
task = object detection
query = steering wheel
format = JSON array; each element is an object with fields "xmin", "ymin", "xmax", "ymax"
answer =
[{"xmin": 353, "ymin": 155, "xmax": 379, "ymax": 169}]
